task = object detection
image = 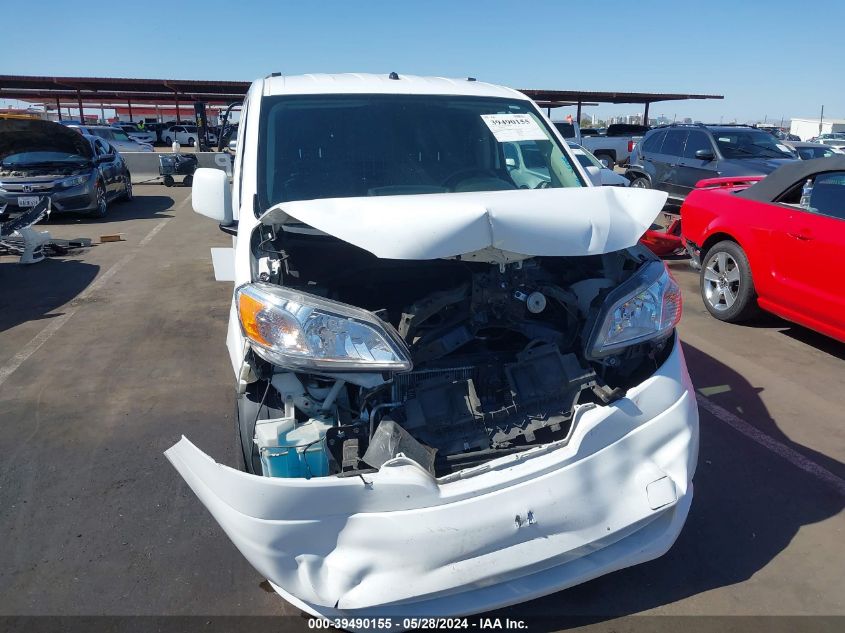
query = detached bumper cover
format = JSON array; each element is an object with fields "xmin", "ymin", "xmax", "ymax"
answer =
[{"xmin": 166, "ymin": 337, "xmax": 698, "ymax": 617}]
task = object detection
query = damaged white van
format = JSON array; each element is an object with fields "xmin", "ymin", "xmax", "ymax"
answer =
[{"xmin": 167, "ymin": 73, "xmax": 698, "ymax": 619}]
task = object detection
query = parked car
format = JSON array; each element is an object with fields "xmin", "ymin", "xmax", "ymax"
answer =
[
  {"xmin": 785, "ymin": 141, "xmax": 843, "ymax": 160},
  {"xmin": 625, "ymin": 124, "xmax": 796, "ymax": 204},
  {"xmin": 169, "ymin": 72, "xmax": 697, "ymax": 622},
  {"xmin": 143, "ymin": 122, "xmax": 168, "ymax": 144},
  {"xmin": 755, "ymin": 125, "xmax": 799, "ymax": 141},
  {"xmin": 567, "ymin": 141, "xmax": 629, "ymax": 186},
  {"xmin": 0, "ymin": 118, "xmax": 132, "ymax": 218},
  {"xmin": 809, "ymin": 132, "xmax": 845, "ymax": 149},
  {"xmin": 553, "ymin": 121, "xmax": 645, "ymax": 169},
  {"xmin": 112, "ymin": 122, "xmax": 156, "ymax": 145},
  {"xmin": 681, "ymin": 157, "xmax": 845, "ymax": 341},
  {"xmin": 640, "ymin": 216, "xmax": 683, "ymax": 257},
  {"xmin": 65, "ymin": 124, "xmax": 154, "ymax": 152},
  {"xmin": 161, "ymin": 124, "xmax": 218, "ymax": 147}
]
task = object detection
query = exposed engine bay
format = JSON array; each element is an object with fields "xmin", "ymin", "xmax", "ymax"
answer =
[{"xmin": 241, "ymin": 223, "xmax": 673, "ymax": 479}]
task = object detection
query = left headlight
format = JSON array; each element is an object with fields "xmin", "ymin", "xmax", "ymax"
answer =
[
  {"xmin": 586, "ymin": 261, "xmax": 682, "ymax": 358},
  {"xmin": 236, "ymin": 282, "xmax": 412, "ymax": 372},
  {"xmin": 57, "ymin": 174, "xmax": 91, "ymax": 189}
]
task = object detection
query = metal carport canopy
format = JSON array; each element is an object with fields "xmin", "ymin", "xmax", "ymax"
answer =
[
  {"xmin": 0, "ymin": 75, "xmax": 723, "ymax": 121},
  {"xmin": 520, "ymin": 88, "xmax": 724, "ymax": 121},
  {"xmin": 0, "ymin": 75, "xmax": 250, "ymax": 104}
]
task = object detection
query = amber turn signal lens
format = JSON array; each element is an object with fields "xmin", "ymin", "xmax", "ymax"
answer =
[{"xmin": 239, "ymin": 292, "xmax": 270, "ymax": 346}]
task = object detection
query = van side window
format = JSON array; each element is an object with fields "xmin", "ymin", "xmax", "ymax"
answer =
[{"xmin": 236, "ymin": 98, "xmax": 248, "ymax": 214}]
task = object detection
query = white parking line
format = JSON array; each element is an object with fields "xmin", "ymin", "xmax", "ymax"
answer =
[
  {"xmin": 696, "ymin": 393, "xmax": 845, "ymax": 497},
  {"xmin": 0, "ymin": 195, "xmax": 190, "ymax": 389}
]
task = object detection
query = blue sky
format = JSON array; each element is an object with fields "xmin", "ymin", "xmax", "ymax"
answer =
[{"xmin": 2, "ymin": 0, "xmax": 843, "ymax": 123}]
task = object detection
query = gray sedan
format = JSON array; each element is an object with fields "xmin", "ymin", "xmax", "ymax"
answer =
[
  {"xmin": 785, "ymin": 141, "xmax": 844, "ymax": 160},
  {"xmin": 66, "ymin": 124, "xmax": 154, "ymax": 152},
  {"xmin": 1, "ymin": 119, "xmax": 132, "ymax": 219}
]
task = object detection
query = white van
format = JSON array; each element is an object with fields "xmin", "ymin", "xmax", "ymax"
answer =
[{"xmin": 168, "ymin": 72, "xmax": 698, "ymax": 621}]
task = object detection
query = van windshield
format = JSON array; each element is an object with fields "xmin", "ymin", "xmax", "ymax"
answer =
[{"xmin": 258, "ymin": 94, "xmax": 583, "ymax": 207}]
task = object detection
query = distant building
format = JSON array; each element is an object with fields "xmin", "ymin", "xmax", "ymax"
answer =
[{"xmin": 790, "ymin": 117, "xmax": 845, "ymax": 141}]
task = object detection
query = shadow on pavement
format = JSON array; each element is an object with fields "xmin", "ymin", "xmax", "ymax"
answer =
[
  {"xmin": 46, "ymin": 195, "xmax": 175, "ymax": 225},
  {"xmin": 0, "ymin": 258, "xmax": 99, "ymax": 333},
  {"xmin": 715, "ymin": 311, "xmax": 845, "ymax": 363},
  {"xmin": 486, "ymin": 342, "xmax": 844, "ymax": 627}
]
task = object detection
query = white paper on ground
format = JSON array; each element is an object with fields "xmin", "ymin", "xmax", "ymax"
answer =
[{"xmin": 210, "ymin": 247, "xmax": 235, "ymax": 281}]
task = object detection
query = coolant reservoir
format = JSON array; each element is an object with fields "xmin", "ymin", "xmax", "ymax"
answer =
[{"xmin": 254, "ymin": 417, "xmax": 332, "ymax": 479}]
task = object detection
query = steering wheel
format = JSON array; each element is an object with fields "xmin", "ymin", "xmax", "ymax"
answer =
[{"xmin": 441, "ymin": 168, "xmax": 502, "ymax": 191}]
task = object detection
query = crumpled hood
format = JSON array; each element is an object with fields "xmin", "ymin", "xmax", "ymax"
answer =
[
  {"xmin": 0, "ymin": 119, "xmax": 93, "ymax": 162},
  {"xmin": 259, "ymin": 187, "xmax": 668, "ymax": 263}
]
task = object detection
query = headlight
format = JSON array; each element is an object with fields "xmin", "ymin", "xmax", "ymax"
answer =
[
  {"xmin": 57, "ymin": 174, "xmax": 91, "ymax": 189},
  {"xmin": 236, "ymin": 282, "xmax": 412, "ymax": 372},
  {"xmin": 586, "ymin": 261, "xmax": 682, "ymax": 358}
]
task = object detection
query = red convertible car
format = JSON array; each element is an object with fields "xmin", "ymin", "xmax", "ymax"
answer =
[
  {"xmin": 640, "ymin": 216, "xmax": 682, "ymax": 257},
  {"xmin": 681, "ymin": 156, "xmax": 845, "ymax": 342}
]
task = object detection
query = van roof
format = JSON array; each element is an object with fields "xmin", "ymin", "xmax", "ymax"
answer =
[{"xmin": 261, "ymin": 73, "xmax": 527, "ymax": 100}]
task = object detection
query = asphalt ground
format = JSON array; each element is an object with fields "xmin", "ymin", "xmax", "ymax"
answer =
[{"xmin": 0, "ymin": 186, "xmax": 842, "ymax": 631}]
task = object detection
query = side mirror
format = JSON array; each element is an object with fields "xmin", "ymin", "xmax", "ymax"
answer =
[
  {"xmin": 95, "ymin": 155, "xmax": 111, "ymax": 164},
  {"xmin": 695, "ymin": 149, "xmax": 715, "ymax": 161},
  {"xmin": 192, "ymin": 168, "xmax": 233, "ymax": 223},
  {"xmin": 585, "ymin": 165, "xmax": 602, "ymax": 186},
  {"xmin": 228, "ymin": 139, "xmax": 238, "ymax": 152}
]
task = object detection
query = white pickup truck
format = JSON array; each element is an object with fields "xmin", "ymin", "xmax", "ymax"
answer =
[{"xmin": 554, "ymin": 121, "xmax": 647, "ymax": 169}]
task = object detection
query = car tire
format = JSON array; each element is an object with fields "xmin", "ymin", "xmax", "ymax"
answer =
[
  {"xmin": 163, "ymin": 175, "xmax": 174, "ymax": 187},
  {"xmin": 89, "ymin": 181, "xmax": 108, "ymax": 218},
  {"xmin": 183, "ymin": 175, "xmax": 193, "ymax": 187},
  {"xmin": 235, "ymin": 380, "xmax": 284, "ymax": 474},
  {"xmin": 187, "ymin": 137, "xmax": 195, "ymax": 147},
  {"xmin": 630, "ymin": 176, "xmax": 650, "ymax": 189},
  {"xmin": 596, "ymin": 154, "xmax": 615, "ymax": 170},
  {"xmin": 165, "ymin": 136, "xmax": 172, "ymax": 145},
  {"xmin": 700, "ymin": 240, "xmax": 759, "ymax": 322},
  {"xmin": 121, "ymin": 173, "xmax": 133, "ymax": 201}
]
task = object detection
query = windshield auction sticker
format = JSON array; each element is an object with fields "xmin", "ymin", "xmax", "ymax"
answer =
[{"xmin": 481, "ymin": 114, "xmax": 547, "ymax": 142}]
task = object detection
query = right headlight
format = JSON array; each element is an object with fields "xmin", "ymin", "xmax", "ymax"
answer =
[
  {"xmin": 586, "ymin": 260, "xmax": 682, "ymax": 358},
  {"xmin": 236, "ymin": 282, "xmax": 412, "ymax": 372},
  {"xmin": 57, "ymin": 174, "xmax": 91, "ymax": 189}
]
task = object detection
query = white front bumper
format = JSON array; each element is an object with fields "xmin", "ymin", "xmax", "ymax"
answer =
[{"xmin": 166, "ymin": 336, "xmax": 698, "ymax": 618}]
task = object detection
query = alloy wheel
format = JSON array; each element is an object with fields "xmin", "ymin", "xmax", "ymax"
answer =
[
  {"xmin": 703, "ymin": 251, "xmax": 741, "ymax": 311},
  {"xmin": 96, "ymin": 183, "xmax": 107, "ymax": 215}
]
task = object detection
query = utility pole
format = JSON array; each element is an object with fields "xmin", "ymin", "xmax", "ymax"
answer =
[{"xmin": 819, "ymin": 105, "xmax": 824, "ymax": 135}]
